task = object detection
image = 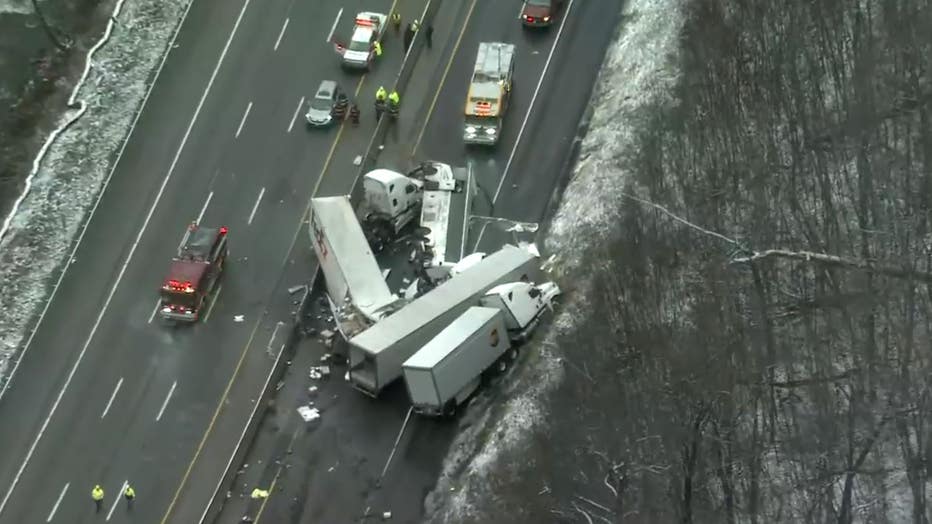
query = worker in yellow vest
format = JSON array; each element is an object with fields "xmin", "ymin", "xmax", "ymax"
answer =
[{"xmin": 91, "ymin": 485, "xmax": 104, "ymax": 513}]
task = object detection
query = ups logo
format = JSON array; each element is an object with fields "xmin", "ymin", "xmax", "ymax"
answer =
[{"xmin": 490, "ymin": 328, "xmax": 500, "ymax": 347}]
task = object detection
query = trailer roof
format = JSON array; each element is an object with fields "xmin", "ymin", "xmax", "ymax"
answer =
[
  {"xmin": 350, "ymin": 244, "xmax": 536, "ymax": 354},
  {"xmin": 310, "ymin": 196, "xmax": 397, "ymax": 317},
  {"xmin": 179, "ymin": 226, "xmax": 219, "ymax": 260},
  {"xmin": 404, "ymin": 307, "xmax": 501, "ymax": 369},
  {"xmin": 166, "ymin": 259, "xmax": 208, "ymax": 287}
]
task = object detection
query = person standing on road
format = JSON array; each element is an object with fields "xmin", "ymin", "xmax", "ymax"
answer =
[
  {"xmin": 403, "ymin": 23, "xmax": 414, "ymax": 52},
  {"xmin": 349, "ymin": 103, "xmax": 360, "ymax": 126},
  {"xmin": 390, "ymin": 11, "xmax": 401, "ymax": 35},
  {"xmin": 375, "ymin": 86, "xmax": 387, "ymax": 120},
  {"xmin": 123, "ymin": 484, "xmax": 136, "ymax": 509},
  {"xmin": 373, "ymin": 40, "xmax": 382, "ymax": 59},
  {"xmin": 91, "ymin": 485, "xmax": 104, "ymax": 513},
  {"xmin": 425, "ymin": 24, "xmax": 433, "ymax": 48}
]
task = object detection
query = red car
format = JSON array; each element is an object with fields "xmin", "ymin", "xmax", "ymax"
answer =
[{"xmin": 520, "ymin": 0, "xmax": 563, "ymax": 28}]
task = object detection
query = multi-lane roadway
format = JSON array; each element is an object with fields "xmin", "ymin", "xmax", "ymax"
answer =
[
  {"xmin": 0, "ymin": 0, "xmax": 424, "ymax": 522},
  {"xmin": 211, "ymin": 0, "xmax": 623, "ymax": 522}
]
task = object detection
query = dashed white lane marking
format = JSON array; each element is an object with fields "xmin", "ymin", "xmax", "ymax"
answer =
[
  {"xmin": 105, "ymin": 480, "xmax": 127, "ymax": 521},
  {"xmin": 101, "ymin": 377, "xmax": 124, "ymax": 419},
  {"xmin": 0, "ymin": 0, "xmax": 254, "ymax": 515},
  {"xmin": 148, "ymin": 299, "xmax": 161, "ymax": 324},
  {"xmin": 203, "ymin": 285, "xmax": 222, "ymax": 323},
  {"xmin": 46, "ymin": 482, "xmax": 68, "ymax": 522},
  {"xmin": 475, "ymin": 0, "xmax": 577, "ymax": 252},
  {"xmin": 196, "ymin": 191, "xmax": 214, "ymax": 224},
  {"xmin": 288, "ymin": 96, "xmax": 305, "ymax": 133},
  {"xmin": 274, "ymin": 17, "xmax": 289, "ymax": 51},
  {"xmin": 327, "ymin": 8, "xmax": 343, "ymax": 43},
  {"xmin": 156, "ymin": 381, "xmax": 177, "ymax": 422},
  {"xmin": 235, "ymin": 101, "xmax": 253, "ymax": 139},
  {"xmin": 248, "ymin": 187, "xmax": 266, "ymax": 225}
]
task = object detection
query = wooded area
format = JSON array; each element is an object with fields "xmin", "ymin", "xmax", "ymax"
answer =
[{"xmin": 477, "ymin": 0, "xmax": 932, "ymax": 522}]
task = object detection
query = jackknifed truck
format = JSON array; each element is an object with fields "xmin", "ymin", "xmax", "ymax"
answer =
[
  {"xmin": 347, "ymin": 244, "xmax": 541, "ymax": 397},
  {"xmin": 402, "ymin": 280, "xmax": 560, "ymax": 416}
]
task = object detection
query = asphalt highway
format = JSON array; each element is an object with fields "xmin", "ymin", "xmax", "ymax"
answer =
[
  {"xmin": 214, "ymin": 0, "xmax": 623, "ymax": 522},
  {"xmin": 0, "ymin": 0, "xmax": 418, "ymax": 522}
]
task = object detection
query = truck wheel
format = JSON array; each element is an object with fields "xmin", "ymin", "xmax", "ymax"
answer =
[
  {"xmin": 497, "ymin": 360, "xmax": 508, "ymax": 373},
  {"xmin": 443, "ymin": 401, "xmax": 457, "ymax": 418}
]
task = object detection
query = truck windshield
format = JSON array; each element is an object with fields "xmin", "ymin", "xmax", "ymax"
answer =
[
  {"xmin": 348, "ymin": 40, "xmax": 369, "ymax": 52},
  {"xmin": 161, "ymin": 289, "xmax": 197, "ymax": 309},
  {"xmin": 465, "ymin": 115, "xmax": 497, "ymax": 128}
]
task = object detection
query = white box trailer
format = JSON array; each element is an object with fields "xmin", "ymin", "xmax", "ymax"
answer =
[
  {"xmin": 309, "ymin": 196, "xmax": 398, "ymax": 330},
  {"xmin": 403, "ymin": 307, "xmax": 510, "ymax": 416},
  {"xmin": 348, "ymin": 244, "xmax": 540, "ymax": 397}
]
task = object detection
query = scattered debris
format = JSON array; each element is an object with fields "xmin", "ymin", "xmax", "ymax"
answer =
[
  {"xmin": 288, "ymin": 284, "xmax": 307, "ymax": 295},
  {"xmin": 297, "ymin": 406, "xmax": 321, "ymax": 422},
  {"xmin": 250, "ymin": 488, "xmax": 270, "ymax": 499},
  {"xmin": 401, "ymin": 277, "xmax": 410, "ymax": 284},
  {"xmin": 344, "ymin": 370, "xmax": 350, "ymax": 381},
  {"xmin": 353, "ymin": 155, "xmax": 362, "ymax": 165},
  {"xmin": 308, "ymin": 386, "xmax": 318, "ymax": 395},
  {"xmin": 234, "ymin": 314, "xmax": 245, "ymax": 322},
  {"xmin": 321, "ymin": 329, "xmax": 335, "ymax": 339},
  {"xmin": 519, "ymin": 241, "xmax": 541, "ymax": 257},
  {"xmin": 382, "ymin": 511, "xmax": 393, "ymax": 520},
  {"xmin": 320, "ymin": 353, "xmax": 332, "ymax": 362},
  {"xmin": 309, "ymin": 365, "xmax": 331, "ymax": 380}
]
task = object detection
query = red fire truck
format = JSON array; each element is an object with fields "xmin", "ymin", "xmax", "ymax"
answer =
[{"xmin": 158, "ymin": 222, "xmax": 228, "ymax": 323}]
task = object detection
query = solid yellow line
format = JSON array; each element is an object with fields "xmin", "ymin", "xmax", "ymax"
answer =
[
  {"xmin": 160, "ymin": 65, "xmax": 369, "ymax": 524},
  {"xmin": 162, "ymin": 1, "xmax": 403, "ymax": 520},
  {"xmin": 159, "ymin": 313, "xmax": 264, "ymax": 524},
  {"xmin": 411, "ymin": 0, "xmax": 478, "ymax": 156},
  {"xmin": 252, "ymin": 428, "xmax": 301, "ymax": 523}
]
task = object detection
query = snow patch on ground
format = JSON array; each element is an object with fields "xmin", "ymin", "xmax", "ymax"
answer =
[
  {"xmin": 0, "ymin": 0, "xmax": 190, "ymax": 387},
  {"xmin": 423, "ymin": 0, "xmax": 685, "ymax": 521},
  {"xmin": 0, "ymin": 0, "xmax": 40, "ymax": 15}
]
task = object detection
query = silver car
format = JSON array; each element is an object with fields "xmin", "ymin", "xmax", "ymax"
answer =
[{"xmin": 306, "ymin": 80, "xmax": 342, "ymax": 127}]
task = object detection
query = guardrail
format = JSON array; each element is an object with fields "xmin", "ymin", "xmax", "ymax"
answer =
[{"xmin": 197, "ymin": 1, "xmax": 442, "ymax": 521}]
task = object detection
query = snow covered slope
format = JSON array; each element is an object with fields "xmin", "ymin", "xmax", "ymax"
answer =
[
  {"xmin": 422, "ymin": 0, "xmax": 686, "ymax": 521},
  {"xmin": 0, "ymin": 0, "xmax": 190, "ymax": 388}
]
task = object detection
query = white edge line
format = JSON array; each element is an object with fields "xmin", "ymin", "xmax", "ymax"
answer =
[
  {"xmin": 46, "ymin": 482, "xmax": 68, "ymax": 522},
  {"xmin": 274, "ymin": 17, "xmax": 289, "ymax": 51},
  {"xmin": 156, "ymin": 381, "xmax": 177, "ymax": 422},
  {"xmin": 235, "ymin": 101, "xmax": 253, "ymax": 138},
  {"xmin": 248, "ymin": 187, "xmax": 266, "ymax": 225},
  {"xmin": 0, "ymin": 0, "xmax": 197, "ymax": 402},
  {"xmin": 197, "ymin": 191, "xmax": 214, "ymax": 224},
  {"xmin": 148, "ymin": 298, "xmax": 161, "ymax": 323},
  {"xmin": 476, "ymin": 0, "xmax": 576, "ymax": 252},
  {"xmin": 517, "ymin": 1, "xmax": 527, "ymax": 19},
  {"xmin": 105, "ymin": 480, "xmax": 127, "ymax": 521},
  {"xmin": 0, "ymin": 0, "xmax": 254, "ymax": 515},
  {"xmin": 101, "ymin": 377, "xmax": 124, "ymax": 419},
  {"xmin": 288, "ymin": 96, "xmax": 305, "ymax": 132},
  {"xmin": 327, "ymin": 8, "xmax": 343, "ymax": 43}
]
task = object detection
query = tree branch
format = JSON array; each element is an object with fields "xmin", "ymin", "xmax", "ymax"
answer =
[{"xmin": 730, "ymin": 249, "xmax": 932, "ymax": 282}]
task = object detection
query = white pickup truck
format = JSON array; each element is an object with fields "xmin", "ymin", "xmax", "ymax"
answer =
[{"xmin": 333, "ymin": 11, "xmax": 387, "ymax": 71}]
